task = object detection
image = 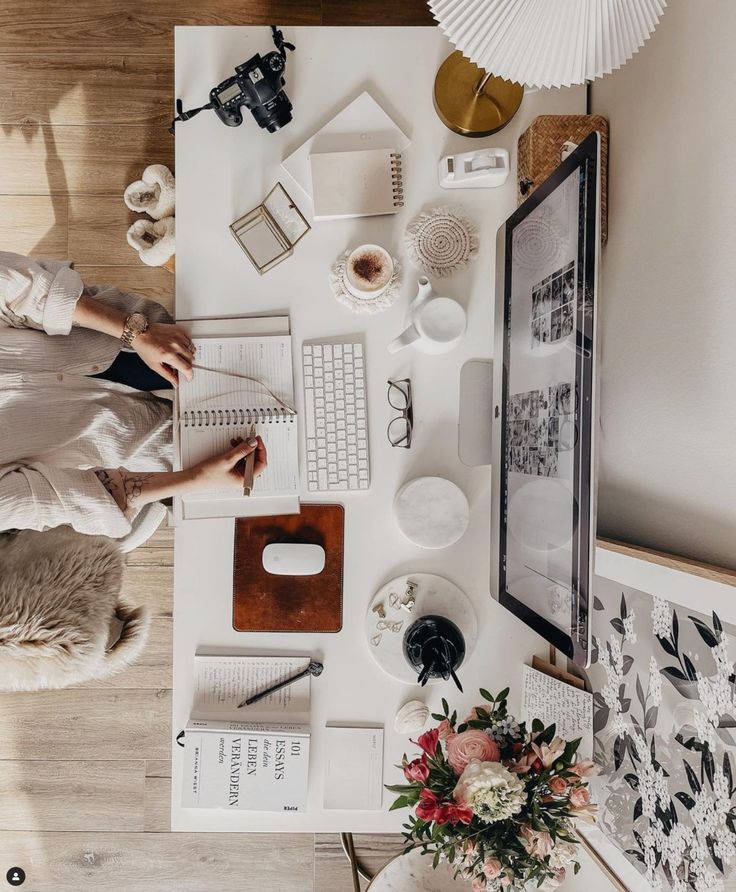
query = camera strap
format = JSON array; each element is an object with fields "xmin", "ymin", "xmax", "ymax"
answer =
[{"xmin": 169, "ymin": 98, "xmax": 214, "ymax": 134}]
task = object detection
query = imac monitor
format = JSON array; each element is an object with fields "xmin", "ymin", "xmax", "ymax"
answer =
[{"xmin": 491, "ymin": 132, "xmax": 600, "ymax": 667}]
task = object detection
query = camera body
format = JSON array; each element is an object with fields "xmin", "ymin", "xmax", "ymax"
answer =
[{"xmin": 209, "ymin": 51, "xmax": 292, "ymax": 132}]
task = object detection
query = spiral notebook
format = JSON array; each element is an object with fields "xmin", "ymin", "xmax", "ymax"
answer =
[
  {"xmin": 174, "ymin": 333, "xmax": 299, "ymax": 520},
  {"xmin": 309, "ymin": 147, "xmax": 404, "ymax": 221}
]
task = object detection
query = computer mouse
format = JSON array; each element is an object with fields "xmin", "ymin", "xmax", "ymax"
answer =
[{"xmin": 262, "ymin": 543, "xmax": 326, "ymax": 576}]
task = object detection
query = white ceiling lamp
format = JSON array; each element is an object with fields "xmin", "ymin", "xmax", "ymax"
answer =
[{"xmin": 428, "ymin": 0, "xmax": 667, "ymax": 136}]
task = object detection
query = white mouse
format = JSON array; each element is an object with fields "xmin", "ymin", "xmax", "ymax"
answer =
[{"xmin": 262, "ymin": 543, "xmax": 326, "ymax": 576}]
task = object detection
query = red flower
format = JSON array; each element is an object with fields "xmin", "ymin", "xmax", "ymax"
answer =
[
  {"xmin": 416, "ymin": 788, "xmax": 440, "ymax": 821},
  {"xmin": 403, "ymin": 756, "xmax": 430, "ymax": 783},
  {"xmin": 416, "ymin": 728, "xmax": 440, "ymax": 756},
  {"xmin": 415, "ymin": 789, "xmax": 473, "ymax": 825}
]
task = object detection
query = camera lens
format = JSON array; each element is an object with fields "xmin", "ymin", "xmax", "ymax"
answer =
[{"xmin": 250, "ymin": 92, "xmax": 293, "ymax": 133}]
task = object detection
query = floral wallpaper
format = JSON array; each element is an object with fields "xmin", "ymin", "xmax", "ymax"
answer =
[{"xmin": 585, "ymin": 576, "xmax": 736, "ymax": 892}]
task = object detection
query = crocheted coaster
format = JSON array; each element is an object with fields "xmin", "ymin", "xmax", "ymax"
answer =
[
  {"xmin": 404, "ymin": 206, "xmax": 479, "ymax": 277},
  {"xmin": 328, "ymin": 251, "xmax": 401, "ymax": 315}
]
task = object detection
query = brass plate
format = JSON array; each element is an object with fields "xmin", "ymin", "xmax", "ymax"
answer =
[{"xmin": 433, "ymin": 50, "xmax": 524, "ymax": 137}]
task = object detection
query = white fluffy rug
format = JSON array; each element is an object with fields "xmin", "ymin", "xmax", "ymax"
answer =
[{"xmin": 0, "ymin": 527, "xmax": 150, "ymax": 691}]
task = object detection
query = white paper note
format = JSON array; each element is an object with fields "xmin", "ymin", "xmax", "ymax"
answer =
[
  {"xmin": 324, "ymin": 726, "xmax": 384, "ymax": 810},
  {"xmin": 521, "ymin": 664, "xmax": 593, "ymax": 760}
]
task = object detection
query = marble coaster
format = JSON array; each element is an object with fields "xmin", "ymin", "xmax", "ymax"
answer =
[
  {"xmin": 364, "ymin": 573, "xmax": 478, "ymax": 684},
  {"xmin": 394, "ymin": 476, "xmax": 470, "ymax": 549},
  {"xmin": 368, "ymin": 848, "xmax": 465, "ymax": 890}
]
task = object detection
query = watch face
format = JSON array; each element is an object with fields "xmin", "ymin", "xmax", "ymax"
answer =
[{"xmin": 128, "ymin": 313, "xmax": 148, "ymax": 334}]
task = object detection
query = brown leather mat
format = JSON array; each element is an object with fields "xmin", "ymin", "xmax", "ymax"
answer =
[{"xmin": 232, "ymin": 504, "xmax": 344, "ymax": 633}]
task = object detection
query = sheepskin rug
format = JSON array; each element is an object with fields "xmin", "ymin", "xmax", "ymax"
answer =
[{"xmin": 0, "ymin": 527, "xmax": 150, "ymax": 691}]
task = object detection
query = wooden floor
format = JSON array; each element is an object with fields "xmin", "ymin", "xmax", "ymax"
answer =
[{"xmin": 0, "ymin": 2, "xmax": 432, "ymax": 888}]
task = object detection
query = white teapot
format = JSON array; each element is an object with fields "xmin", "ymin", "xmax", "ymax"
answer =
[{"xmin": 388, "ymin": 276, "xmax": 467, "ymax": 355}]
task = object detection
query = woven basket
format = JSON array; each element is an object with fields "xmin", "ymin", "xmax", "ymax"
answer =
[{"xmin": 517, "ymin": 114, "xmax": 609, "ymax": 243}]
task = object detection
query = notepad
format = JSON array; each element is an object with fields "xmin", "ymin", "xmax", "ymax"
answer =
[
  {"xmin": 323, "ymin": 726, "xmax": 384, "ymax": 810},
  {"xmin": 521, "ymin": 664, "xmax": 593, "ymax": 760},
  {"xmin": 174, "ymin": 334, "xmax": 299, "ymax": 519},
  {"xmin": 309, "ymin": 148, "xmax": 404, "ymax": 221}
]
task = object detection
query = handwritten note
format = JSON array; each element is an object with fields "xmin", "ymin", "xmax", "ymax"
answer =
[{"xmin": 521, "ymin": 664, "xmax": 593, "ymax": 760}]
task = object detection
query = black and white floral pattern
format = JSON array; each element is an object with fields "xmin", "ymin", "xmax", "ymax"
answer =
[{"xmin": 587, "ymin": 578, "xmax": 736, "ymax": 891}]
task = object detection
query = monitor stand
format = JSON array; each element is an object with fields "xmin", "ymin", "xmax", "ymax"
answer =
[{"xmin": 458, "ymin": 359, "xmax": 493, "ymax": 467}]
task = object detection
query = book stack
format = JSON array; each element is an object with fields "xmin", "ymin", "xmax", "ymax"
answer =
[{"xmin": 182, "ymin": 655, "xmax": 312, "ymax": 812}]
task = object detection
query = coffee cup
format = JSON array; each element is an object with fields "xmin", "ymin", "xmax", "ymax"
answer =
[{"xmin": 344, "ymin": 244, "xmax": 394, "ymax": 299}]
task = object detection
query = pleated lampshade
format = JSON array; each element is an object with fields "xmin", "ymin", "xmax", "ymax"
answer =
[{"xmin": 428, "ymin": 0, "xmax": 667, "ymax": 89}]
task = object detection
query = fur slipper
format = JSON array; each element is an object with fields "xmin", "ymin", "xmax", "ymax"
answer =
[
  {"xmin": 126, "ymin": 217, "xmax": 176, "ymax": 267},
  {"xmin": 124, "ymin": 164, "xmax": 175, "ymax": 219}
]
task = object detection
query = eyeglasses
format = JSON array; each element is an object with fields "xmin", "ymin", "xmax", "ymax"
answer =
[{"xmin": 387, "ymin": 378, "xmax": 413, "ymax": 448}]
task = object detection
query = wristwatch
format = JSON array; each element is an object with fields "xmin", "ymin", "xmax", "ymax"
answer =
[{"xmin": 121, "ymin": 312, "xmax": 149, "ymax": 347}]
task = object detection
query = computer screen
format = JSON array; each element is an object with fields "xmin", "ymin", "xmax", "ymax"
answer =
[{"xmin": 491, "ymin": 132, "xmax": 600, "ymax": 667}]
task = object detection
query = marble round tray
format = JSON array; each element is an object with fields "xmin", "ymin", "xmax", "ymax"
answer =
[
  {"xmin": 364, "ymin": 573, "xmax": 478, "ymax": 684},
  {"xmin": 394, "ymin": 477, "xmax": 470, "ymax": 549},
  {"xmin": 368, "ymin": 848, "xmax": 466, "ymax": 891}
]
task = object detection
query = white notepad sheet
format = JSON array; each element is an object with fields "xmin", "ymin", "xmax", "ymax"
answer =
[{"xmin": 323, "ymin": 726, "xmax": 384, "ymax": 810}]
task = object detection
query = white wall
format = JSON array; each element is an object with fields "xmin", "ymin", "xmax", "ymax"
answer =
[{"xmin": 592, "ymin": 0, "xmax": 736, "ymax": 570}]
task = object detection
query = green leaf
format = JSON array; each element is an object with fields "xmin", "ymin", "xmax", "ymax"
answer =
[
  {"xmin": 442, "ymin": 698, "xmax": 449, "ymax": 716},
  {"xmin": 479, "ymin": 688, "xmax": 494, "ymax": 702},
  {"xmin": 496, "ymin": 687, "xmax": 510, "ymax": 702},
  {"xmin": 390, "ymin": 796, "xmax": 410, "ymax": 811}
]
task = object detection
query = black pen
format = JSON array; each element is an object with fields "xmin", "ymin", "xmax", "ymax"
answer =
[{"xmin": 237, "ymin": 660, "xmax": 324, "ymax": 708}]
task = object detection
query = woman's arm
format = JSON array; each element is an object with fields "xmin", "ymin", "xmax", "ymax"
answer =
[
  {"xmin": 95, "ymin": 436, "xmax": 268, "ymax": 518},
  {"xmin": 73, "ymin": 293, "xmax": 194, "ymax": 386}
]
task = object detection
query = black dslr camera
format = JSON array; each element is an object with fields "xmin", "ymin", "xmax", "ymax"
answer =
[{"xmin": 171, "ymin": 27, "xmax": 295, "ymax": 134}]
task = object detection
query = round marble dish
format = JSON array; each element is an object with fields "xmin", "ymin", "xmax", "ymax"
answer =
[
  {"xmin": 394, "ymin": 476, "xmax": 470, "ymax": 549},
  {"xmin": 368, "ymin": 847, "xmax": 465, "ymax": 890},
  {"xmin": 364, "ymin": 573, "xmax": 477, "ymax": 684}
]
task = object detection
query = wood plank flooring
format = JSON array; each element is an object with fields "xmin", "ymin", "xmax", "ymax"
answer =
[{"xmin": 0, "ymin": 2, "xmax": 428, "ymax": 888}]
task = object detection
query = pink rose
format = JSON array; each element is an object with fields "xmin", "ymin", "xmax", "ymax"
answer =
[
  {"xmin": 520, "ymin": 824, "xmax": 554, "ymax": 858},
  {"xmin": 464, "ymin": 704, "xmax": 487, "ymax": 722},
  {"xmin": 437, "ymin": 719, "xmax": 456, "ymax": 742},
  {"xmin": 446, "ymin": 730, "xmax": 500, "ymax": 775},
  {"xmin": 482, "ymin": 858, "xmax": 502, "ymax": 879},
  {"xmin": 472, "ymin": 877, "xmax": 487, "ymax": 892},
  {"xmin": 571, "ymin": 759, "xmax": 599, "ymax": 778},
  {"xmin": 416, "ymin": 728, "xmax": 440, "ymax": 756},
  {"xmin": 548, "ymin": 776, "xmax": 568, "ymax": 795},
  {"xmin": 403, "ymin": 756, "xmax": 430, "ymax": 783},
  {"xmin": 569, "ymin": 786, "xmax": 590, "ymax": 808}
]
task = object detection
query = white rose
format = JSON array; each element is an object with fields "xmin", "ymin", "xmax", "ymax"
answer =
[{"xmin": 454, "ymin": 760, "xmax": 526, "ymax": 824}]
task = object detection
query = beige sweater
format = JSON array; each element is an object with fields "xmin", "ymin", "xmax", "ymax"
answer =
[{"xmin": 0, "ymin": 252, "xmax": 174, "ymax": 537}]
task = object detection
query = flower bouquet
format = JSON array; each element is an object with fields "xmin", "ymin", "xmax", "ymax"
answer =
[{"xmin": 387, "ymin": 688, "xmax": 598, "ymax": 891}]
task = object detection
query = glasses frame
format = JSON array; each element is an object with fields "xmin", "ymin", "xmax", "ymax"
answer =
[{"xmin": 386, "ymin": 378, "xmax": 413, "ymax": 448}]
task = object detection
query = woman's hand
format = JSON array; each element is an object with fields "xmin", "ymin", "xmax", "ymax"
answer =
[
  {"xmin": 132, "ymin": 322, "xmax": 195, "ymax": 387},
  {"xmin": 189, "ymin": 436, "xmax": 268, "ymax": 492}
]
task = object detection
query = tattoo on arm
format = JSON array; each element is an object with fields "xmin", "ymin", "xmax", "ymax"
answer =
[
  {"xmin": 120, "ymin": 471, "xmax": 153, "ymax": 508},
  {"xmin": 95, "ymin": 468, "xmax": 153, "ymax": 515}
]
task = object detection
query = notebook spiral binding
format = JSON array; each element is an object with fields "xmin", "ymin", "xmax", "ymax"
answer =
[
  {"xmin": 390, "ymin": 153, "xmax": 404, "ymax": 208},
  {"xmin": 182, "ymin": 407, "xmax": 295, "ymax": 428}
]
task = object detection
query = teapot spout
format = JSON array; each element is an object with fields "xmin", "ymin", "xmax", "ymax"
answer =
[{"xmin": 412, "ymin": 275, "xmax": 434, "ymax": 309}]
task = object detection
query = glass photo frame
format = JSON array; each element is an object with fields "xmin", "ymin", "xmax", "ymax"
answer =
[{"xmin": 230, "ymin": 182, "xmax": 310, "ymax": 275}]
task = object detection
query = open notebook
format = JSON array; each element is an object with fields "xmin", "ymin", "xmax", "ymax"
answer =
[{"xmin": 174, "ymin": 332, "xmax": 299, "ymax": 520}]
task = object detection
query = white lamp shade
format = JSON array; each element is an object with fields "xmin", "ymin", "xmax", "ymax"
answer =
[{"xmin": 428, "ymin": 0, "xmax": 667, "ymax": 89}]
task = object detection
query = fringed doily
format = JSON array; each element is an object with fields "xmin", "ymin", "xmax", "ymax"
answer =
[
  {"xmin": 404, "ymin": 206, "xmax": 479, "ymax": 277},
  {"xmin": 329, "ymin": 251, "xmax": 401, "ymax": 315}
]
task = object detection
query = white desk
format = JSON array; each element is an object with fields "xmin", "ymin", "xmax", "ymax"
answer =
[{"xmin": 172, "ymin": 25, "xmax": 585, "ymax": 833}]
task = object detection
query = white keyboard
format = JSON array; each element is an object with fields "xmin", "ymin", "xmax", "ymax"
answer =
[{"xmin": 302, "ymin": 340, "xmax": 370, "ymax": 492}]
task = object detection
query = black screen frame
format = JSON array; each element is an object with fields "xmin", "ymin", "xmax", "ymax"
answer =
[{"xmin": 497, "ymin": 132, "xmax": 599, "ymax": 666}]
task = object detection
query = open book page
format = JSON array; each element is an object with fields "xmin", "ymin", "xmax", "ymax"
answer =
[
  {"xmin": 177, "ymin": 335, "xmax": 298, "ymax": 497},
  {"xmin": 191, "ymin": 655, "xmax": 311, "ymax": 723}
]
